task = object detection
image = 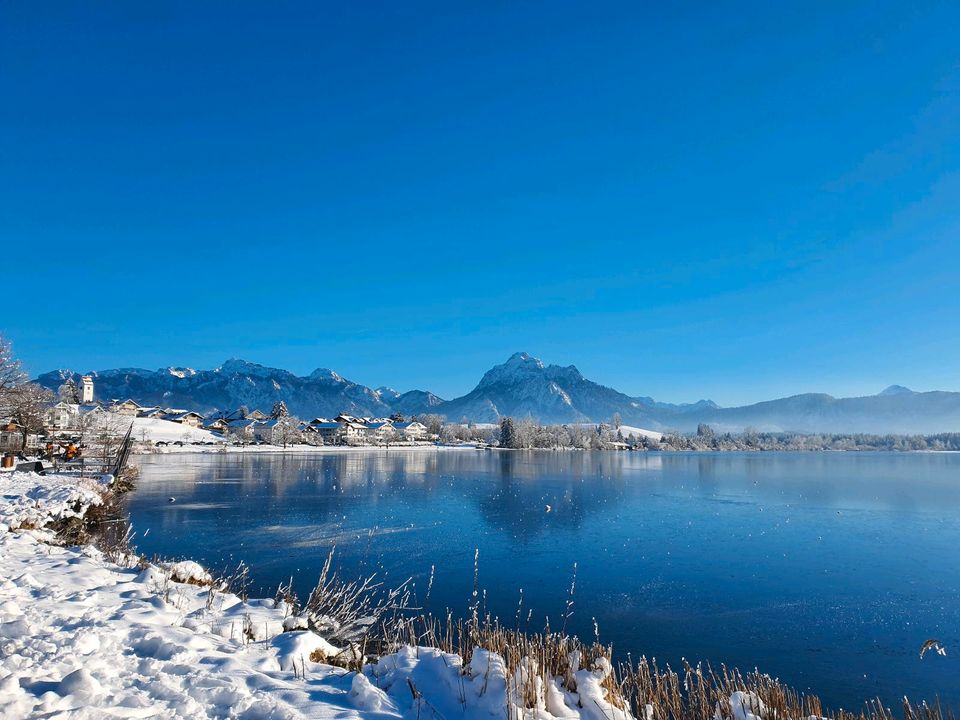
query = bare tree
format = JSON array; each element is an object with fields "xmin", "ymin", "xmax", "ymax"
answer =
[
  {"xmin": 88, "ymin": 413, "xmax": 130, "ymax": 469},
  {"xmin": 381, "ymin": 426, "xmax": 398, "ymax": 446},
  {"xmin": 416, "ymin": 413, "xmax": 446, "ymax": 437},
  {"xmin": 273, "ymin": 416, "xmax": 301, "ymax": 448},
  {"xmin": 0, "ymin": 334, "xmax": 28, "ymax": 414},
  {"xmin": 8, "ymin": 383, "xmax": 54, "ymax": 450}
]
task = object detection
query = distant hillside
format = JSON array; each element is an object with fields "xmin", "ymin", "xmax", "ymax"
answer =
[{"xmin": 36, "ymin": 354, "xmax": 960, "ymax": 434}]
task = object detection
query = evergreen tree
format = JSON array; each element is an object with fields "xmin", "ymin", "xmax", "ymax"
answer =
[
  {"xmin": 58, "ymin": 377, "xmax": 80, "ymax": 404},
  {"xmin": 499, "ymin": 416, "xmax": 517, "ymax": 449},
  {"xmin": 271, "ymin": 400, "xmax": 289, "ymax": 418}
]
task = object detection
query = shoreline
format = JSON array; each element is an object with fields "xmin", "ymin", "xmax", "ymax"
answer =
[
  {"xmin": 0, "ymin": 466, "xmax": 948, "ymax": 719},
  {"xmin": 134, "ymin": 442, "xmax": 960, "ymax": 456}
]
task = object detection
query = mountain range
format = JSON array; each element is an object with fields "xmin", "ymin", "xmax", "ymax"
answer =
[{"xmin": 36, "ymin": 352, "xmax": 960, "ymax": 434}]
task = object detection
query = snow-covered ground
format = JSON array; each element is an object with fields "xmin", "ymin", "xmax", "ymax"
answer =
[
  {"xmin": 130, "ymin": 417, "xmax": 222, "ymax": 444},
  {"xmin": 571, "ymin": 423, "xmax": 662, "ymax": 442},
  {"xmin": 0, "ymin": 469, "xmax": 648, "ymax": 720}
]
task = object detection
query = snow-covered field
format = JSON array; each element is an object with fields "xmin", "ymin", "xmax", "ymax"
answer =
[
  {"xmin": 0, "ymin": 469, "xmax": 651, "ymax": 720},
  {"xmin": 130, "ymin": 417, "xmax": 221, "ymax": 444}
]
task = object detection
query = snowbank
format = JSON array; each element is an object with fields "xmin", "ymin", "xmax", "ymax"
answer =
[{"xmin": 0, "ymin": 470, "xmax": 112, "ymax": 536}]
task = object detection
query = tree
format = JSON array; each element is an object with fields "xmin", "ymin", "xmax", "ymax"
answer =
[
  {"xmin": 389, "ymin": 412, "xmax": 405, "ymax": 423},
  {"xmin": 417, "ymin": 414, "xmax": 445, "ymax": 436},
  {"xmin": 8, "ymin": 383, "xmax": 54, "ymax": 450},
  {"xmin": 0, "ymin": 334, "xmax": 27, "ymax": 414},
  {"xmin": 238, "ymin": 405, "xmax": 250, "ymax": 419},
  {"xmin": 271, "ymin": 400, "xmax": 289, "ymax": 418},
  {"xmin": 499, "ymin": 417, "xmax": 518, "ymax": 449},
  {"xmin": 381, "ymin": 426, "xmax": 399, "ymax": 446},
  {"xmin": 58, "ymin": 377, "xmax": 80, "ymax": 404},
  {"xmin": 272, "ymin": 416, "xmax": 301, "ymax": 448},
  {"xmin": 611, "ymin": 412, "xmax": 622, "ymax": 429}
]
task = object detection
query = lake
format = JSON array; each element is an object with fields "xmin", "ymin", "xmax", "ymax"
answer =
[{"xmin": 127, "ymin": 449, "xmax": 960, "ymax": 709}]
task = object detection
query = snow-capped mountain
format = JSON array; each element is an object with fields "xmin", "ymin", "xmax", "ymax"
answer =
[
  {"xmin": 35, "ymin": 353, "xmax": 960, "ymax": 433},
  {"xmin": 36, "ymin": 360, "xmax": 405, "ymax": 420}
]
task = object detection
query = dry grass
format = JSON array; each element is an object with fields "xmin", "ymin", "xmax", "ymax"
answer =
[{"xmin": 289, "ymin": 551, "xmax": 952, "ymax": 720}]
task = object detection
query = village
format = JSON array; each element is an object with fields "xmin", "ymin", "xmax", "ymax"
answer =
[{"xmin": 0, "ymin": 374, "xmax": 436, "ymax": 460}]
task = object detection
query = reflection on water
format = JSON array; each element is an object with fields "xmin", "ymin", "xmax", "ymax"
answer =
[{"xmin": 128, "ymin": 449, "xmax": 960, "ymax": 709}]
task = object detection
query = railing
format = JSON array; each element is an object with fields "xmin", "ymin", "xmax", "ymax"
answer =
[{"xmin": 111, "ymin": 423, "xmax": 134, "ymax": 478}]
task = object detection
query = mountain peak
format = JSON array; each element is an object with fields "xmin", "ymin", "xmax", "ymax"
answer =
[
  {"xmin": 477, "ymin": 352, "xmax": 546, "ymax": 389},
  {"xmin": 166, "ymin": 367, "xmax": 197, "ymax": 379},
  {"xmin": 218, "ymin": 358, "xmax": 263, "ymax": 374},
  {"xmin": 879, "ymin": 384, "xmax": 913, "ymax": 396},
  {"xmin": 309, "ymin": 367, "xmax": 344, "ymax": 383},
  {"xmin": 375, "ymin": 386, "xmax": 401, "ymax": 400},
  {"xmin": 505, "ymin": 351, "xmax": 542, "ymax": 367}
]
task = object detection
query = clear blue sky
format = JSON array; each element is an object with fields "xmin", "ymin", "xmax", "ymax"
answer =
[{"xmin": 2, "ymin": 1, "xmax": 959, "ymax": 405}]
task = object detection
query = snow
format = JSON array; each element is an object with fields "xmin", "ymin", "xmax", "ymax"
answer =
[
  {"xmin": 572, "ymin": 423, "xmax": 662, "ymax": 442},
  {"xmin": 0, "ymin": 470, "xmax": 112, "ymax": 534},
  {"xmin": 161, "ymin": 560, "xmax": 213, "ymax": 585},
  {"xmin": 615, "ymin": 425, "xmax": 663, "ymax": 442},
  {"xmin": 130, "ymin": 417, "xmax": 221, "ymax": 443},
  {"xmin": 0, "ymin": 468, "xmax": 751, "ymax": 720}
]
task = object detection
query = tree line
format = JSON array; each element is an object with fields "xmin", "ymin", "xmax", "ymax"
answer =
[{"xmin": 493, "ymin": 415, "xmax": 960, "ymax": 452}]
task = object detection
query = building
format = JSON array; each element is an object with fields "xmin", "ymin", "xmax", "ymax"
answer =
[
  {"xmin": 246, "ymin": 409, "xmax": 269, "ymax": 421},
  {"xmin": 255, "ymin": 417, "xmax": 301, "ymax": 446},
  {"xmin": 0, "ymin": 422, "xmax": 39, "ymax": 452},
  {"xmin": 110, "ymin": 399, "xmax": 142, "ymax": 416},
  {"xmin": 47, "ymin": 402, "xmax": 80, "ymax": 430},
  {"xmin": 80, "ymin": 376, "xmax": 94, "ymax": 404},
  {"xmin": 228, "ymin": 418, "xmax": 260, "ymax": 442},
  {"xmin": 164, "ymin": 411, "xmax": 204, "ymax": 427},
  {"xmin": 309, "ymin": 422, "xmax": 341, "ymax": 444},
  {"xmin": 363, "ymin": 421, "xmax": 394, "ymax": 444},
  {"xmin": 204, "ymin": 417, "xmax": 230, "ymax": 433},
  {"xmin": 393, "ymin": 420, "xmax": 428, "ymax": 441},
  {"xmin": 137, "ymin": 407, "xmax": 167, "ymax": 419}
]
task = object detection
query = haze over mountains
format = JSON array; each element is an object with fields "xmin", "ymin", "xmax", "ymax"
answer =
[{"xmin": 36, "ymin": 352, "xmax": 960, "ymax": 434}]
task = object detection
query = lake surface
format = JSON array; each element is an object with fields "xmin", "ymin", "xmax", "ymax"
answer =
[{"xmin": 127, "ymin": 449, "xmax": 960, "ymax": 709}]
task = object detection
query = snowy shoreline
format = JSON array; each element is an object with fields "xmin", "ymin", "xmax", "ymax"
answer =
[
  {"xmin": 0, "ymin": 469, "xmax": 640, "ymax": 719},
  {"xmin": 3, "ymin": 466, "xmax": 940, "ymax": 719}
]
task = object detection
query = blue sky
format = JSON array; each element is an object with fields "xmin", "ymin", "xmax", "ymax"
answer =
[{"xmin": 2, "ymin": 1, "xmax": 959, "ymax": 405}]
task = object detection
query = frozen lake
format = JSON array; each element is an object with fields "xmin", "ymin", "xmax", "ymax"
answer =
[{"xmin": 127, "ymin": 449, "xmax": 960, "ymax": 709}]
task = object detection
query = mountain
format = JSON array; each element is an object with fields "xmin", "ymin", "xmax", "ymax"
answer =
[
  {"xmin": 35, "ymin": 354, "xmax": 960, "ymax": 434},
  {"xmin": 37, "ymin": 360, "xmax": 403, "ymax": 420}
]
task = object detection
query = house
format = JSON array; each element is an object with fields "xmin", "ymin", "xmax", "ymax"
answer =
[
  {"xmin": 0, "ymin": 422, "xmax": 39, "ymax": 452},
  {"xmin": 310, "ymin": 422, "xmax": 341, "ymax": 445},
  {"xmin": 339, "ymin": 420, "xmax": 368, "ymax": 445},
  {"xmin": 255, "ymin": 417, "xmax": 301, "ymax": 446},
  {"xmin": 46, "ymin": 402, "xmax": 80, "ymax": 430},
  {"xmin": 110, "ymin": 399, "xmax": 142, "ymax": 416},
  {"xmin": 246, "ymin": 409, "xmax": 269, "ymax": 421},
  {"xmin": 204, "ymin": 417, "xmax": 230, "ymax": 433},
  {"xmin": 392, "ymin": 421, "xmax": 428, "ymax": 441},
  {"xmin": 228, "ymin": 418, "xmax": 260, "ymax": 442},
  {"xmin": 363, "ymin": 421, "xmax": 394, "ymax": 444},
  {"xmin": 137, "ymin": 407, "xmax": 167, "ymax": 419},
  {"xmin": 164, "ymin": 411, "xmax": 204, "ymax": 428}
]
